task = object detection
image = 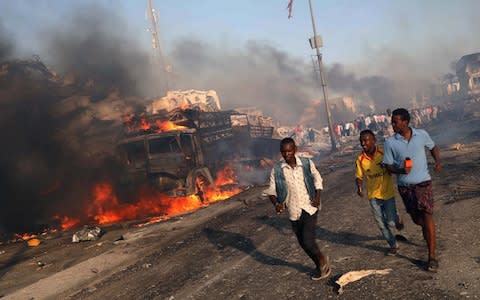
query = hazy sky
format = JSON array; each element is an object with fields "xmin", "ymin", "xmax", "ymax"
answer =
[
  {"xmin": 1, "ymin": 0, "xmax": 479, "ymax": 121},
  {"xmin": 2, "ymin": 0, "xmax": 479, "ymax": 68}
]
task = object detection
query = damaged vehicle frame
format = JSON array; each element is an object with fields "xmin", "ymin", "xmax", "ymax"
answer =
[{"xmin": 117, "ymin": 110, "xmax": 279, "ymax": 200}]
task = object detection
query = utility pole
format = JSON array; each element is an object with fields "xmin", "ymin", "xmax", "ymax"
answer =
[
  {"xmin": 147, "ymin": 0, "xmax": 171, "ymax": 96},
  {"xmin": 307, "ymin": 0, "xmax": 336, "ymax": 152}
]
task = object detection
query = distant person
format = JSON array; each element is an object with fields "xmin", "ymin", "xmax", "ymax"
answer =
[
  {"xmin": 355, "ymin": 130, "xmax": 404, "ymax": 255},
  {"xmin": 307, "ymin": 127, "xmax": 315, "ymax": 143},
  {"xmin": 383, "ymin": 108, "xmax": 442, "ymax": 272},
  {"xmin": 264, "ymin": 137, "xmax": 330, "ymax": 280}
]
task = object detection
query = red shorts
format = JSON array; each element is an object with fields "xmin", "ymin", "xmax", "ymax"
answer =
[{"xmin": 398, "ymin": 180, "xmax": 434, "ymax": 214}]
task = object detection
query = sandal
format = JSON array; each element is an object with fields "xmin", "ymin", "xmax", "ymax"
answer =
[
  {"xmin": 427, "ymin": 258, "xmax": 439, "ymax": 272},
  {"xmin": 311, "ymin": 256, "xmax": 331, "ymax": 281}
]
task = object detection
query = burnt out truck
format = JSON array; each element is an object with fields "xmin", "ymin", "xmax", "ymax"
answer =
[{"xmin": 116, "ymin": 109, "xmax": 280, "ymax": 199}]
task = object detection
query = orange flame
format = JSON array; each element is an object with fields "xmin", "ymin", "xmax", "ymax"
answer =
[
  {"xmin": 155, "ymin": 120, "xmax": 187, "ymax": 132},
  {"xmin": 214, "ymin": 165, "xmax": 238, "ymax": 186},
  {"xmin": 85, "ymin": 168, "xmax": 242, "ymax": 226},
  {"xmin": 27, "ymin": 166, "xmax": 244, "ymax": 234},
  {"xmin": 53, "ymin": 215, "xmax": 80, "ymax": 231},
  {"xmin": 139, "ymin": 115, "xmax": 151, "ymax": 131},
  {"xmin": 85, "ymin": 183, "xmax": 203, "ymax": 225},
  {"xmin": 14, "ymin": 233, "xmax": 38, "ymax": 241}
]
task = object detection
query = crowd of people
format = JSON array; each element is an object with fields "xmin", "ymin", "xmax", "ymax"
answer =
[
  {"xmin": 277, "ymin": 105, "xmax": 442, "ymax": 149},
  {"xmin": 332, "ymin": 105, "xmax": 441, "ymax": 142}
]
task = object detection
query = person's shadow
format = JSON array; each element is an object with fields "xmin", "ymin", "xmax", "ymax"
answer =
[
  {"xmin": 255, "ymin": 215, "xmax": 425, "ymax": 271},
  {"xmin": 203, "ymin": 227, "xmax": 312, "ymax": 274},
  {"xmin": 0, "ymin": 245, "xmax": 28, "ymax": 281},
  {"xmin": 255, "ymin": 215, "xmax": 385, "ymax": 253}
]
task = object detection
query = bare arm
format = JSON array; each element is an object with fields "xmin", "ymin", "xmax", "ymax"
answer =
[
  {"xmin": 269, "ymin": 195, "xmax": 285, "ymax": 213},
  {"xmin": 265, "ymin": 169, "xmax": 285, "ymax": 213},
  {"xmin": 385, "ymin": 164, "xmax": 409, "ymax": 175},
  {"xmin": 311, "ymin": 189, "xmax": 322, "ymax": 207},
  {"xmin": 268, "ymin": 195, "xmax": 278, "ymax": 205},
  {"xmin": 430, "ymin": 145, "xmax": 442, "ymax": 172},
  {"xmin": 355, "ymin": 178, "xmax": 364, "ymax": 197}
]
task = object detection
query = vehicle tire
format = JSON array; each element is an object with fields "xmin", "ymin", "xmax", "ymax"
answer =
[{"xmin": 187, "ymin": 168, "xmax": 213, "ymax": 202}]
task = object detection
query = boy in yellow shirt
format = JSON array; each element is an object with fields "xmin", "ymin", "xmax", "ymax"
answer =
[{"xmin": 355, "ymin": 129, "xmax": 404, "ymax": 255}]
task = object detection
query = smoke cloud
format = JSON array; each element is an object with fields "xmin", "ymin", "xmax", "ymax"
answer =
[
  {"xmin": 0, "ymin": 5, "xmax": 150, "ymax": 234},
  {"xmin": 41, "ymin": 3, "xmax": 151, "ymax": 98},
  {"xmin": 170, "ymin": 39, "xmax": 318, "ymax": 125},
  {"xmin": 0, "ymin": 20, "xmax": 14, "ymax": 60}
]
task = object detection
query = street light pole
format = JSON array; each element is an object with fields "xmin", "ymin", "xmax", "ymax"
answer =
[{"xmin": 307, "ymin": 0, "xmax": 337, "ymax": 152}]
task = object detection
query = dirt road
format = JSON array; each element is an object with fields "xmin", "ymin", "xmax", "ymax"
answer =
[{"xmin": 1, "ymin": 117, "xmax": 479, "ymax": 299}]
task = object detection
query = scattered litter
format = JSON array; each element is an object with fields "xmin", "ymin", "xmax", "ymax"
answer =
[
  {"xmin": 0, "ymin": 250, "xmax": 5, "ymax": 255},
  {"xmin": 452, "ymin": 143, "xmax": 464, "ymax": 150},
  {"xmin": 142, "ymin": 263, "xmax": 152, "ymax": 269},
  {"xmin": 91, "ymin": 268, "xmax": 99, "ymax": 273},
  {"xmin": 36, "ymin": 261, "xmax": 52, "ymax": 270},
  {"xmin": 27, "ymin": 238, "xmax": 41, "ymax": 247},
  {"xmin": 336, "ymin": 268, "xmax": 392, "ymax": 295},
  {"xmin": 114, "ymin": 235, "xmax": 124, "ymax": 242},
  {"xmin": 72, "ymin": 226, "xmax": 104, "ymax": 243}
]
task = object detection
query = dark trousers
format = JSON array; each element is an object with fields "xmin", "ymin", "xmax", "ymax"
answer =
[{"xmin": 290, "ymin": 210, "xmax": 320, "ymax": 269}]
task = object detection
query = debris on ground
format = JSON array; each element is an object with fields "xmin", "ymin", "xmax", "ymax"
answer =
[
  {"xmin": 72, "ymin": 226, "xmax": 104, "ymax": 243},
  {"xmin": 27, "ymin": 238, "xmax": 41, "ymax": 247},
  {"xmin": 335, "ymin": 268, "xmax": 392, "ymax": 295}
]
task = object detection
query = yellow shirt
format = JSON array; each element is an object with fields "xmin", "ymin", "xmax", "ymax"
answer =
[{"xmin": 355, "ymin": 145, "xmax": 395, "ymax": 200}]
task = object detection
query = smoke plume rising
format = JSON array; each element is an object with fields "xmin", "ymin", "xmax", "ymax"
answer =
[{"xmin": 0, "ymin": 6, "xmax": 151, "ymax": 233}]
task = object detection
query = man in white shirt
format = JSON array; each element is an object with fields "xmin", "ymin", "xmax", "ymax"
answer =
[{"xmin": 264, "ymin": 138, "xmax": 330, "ymax": 280}]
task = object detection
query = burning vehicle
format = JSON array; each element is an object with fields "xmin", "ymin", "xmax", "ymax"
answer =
[{"xmin": 117, "ymin": 94, "xmax": 280, "ymax": 202}]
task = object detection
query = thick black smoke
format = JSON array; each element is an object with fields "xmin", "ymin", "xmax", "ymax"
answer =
[
  {"xmin": 0, "ymin": 6, "xmax": 150, "ymax": 235},
  {"xmin": 42, "ymin": 3, "xmax": 151, "ymax": 99},
  {"xmin": 326, "ymin": 63, "xmax": 409, "ymax": 113}
]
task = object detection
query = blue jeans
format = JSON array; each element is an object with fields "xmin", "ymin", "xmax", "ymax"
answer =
[{"xmin": 369, "ymin": 197, "xmax": 399, "ymax": 249}]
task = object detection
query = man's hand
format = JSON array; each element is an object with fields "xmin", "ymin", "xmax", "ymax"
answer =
[
  {"xmin": 434, "ymin": 161, "xmax": 442, "ymax": 173},
  {"xmin": 404, "ymin": 158, "xmax": 412, "ymax": 174},
  {"xmin": 311, "ymin": 189, "xmax": 322, "ymax": 208},
  {"xmin": 269, "ymin": 195, "xmax": 283, "ymax": 213},
  {"xmin": 311, "ymin": 198, "xmax": 321, "ymax": 208},
  {"xmin": 275, "ymin": 202, "xmax": 285, "ymax": 214},
  {"xmin": 357, "ymin": 189, "xmax": 364, "ymax": 197},
  {"xmin": 404, "ymin": 166, "xmax": 412, "ymax": 174},
  {"xmin": 355, "ymin": 179, "xmax": 364, "ymax": 197}
]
